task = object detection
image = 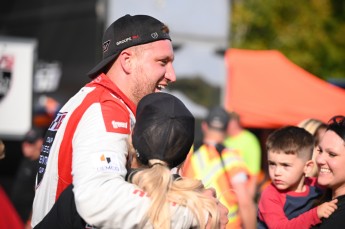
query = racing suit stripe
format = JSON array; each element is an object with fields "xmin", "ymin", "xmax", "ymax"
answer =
[{"xmin": 56, "ymin": 89, "xmax": 100, "ymax": 200}]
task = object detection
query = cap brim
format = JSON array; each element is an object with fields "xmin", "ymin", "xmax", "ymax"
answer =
[{"xmin": 87, "ymin": 53, "xmax": 118, "ymax": 78}]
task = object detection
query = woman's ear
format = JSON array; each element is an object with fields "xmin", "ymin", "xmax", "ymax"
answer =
[
  {"xmin": 304, "ymin": 159, "xmax": 314, "ymax": 177},
  {"xmin": 128, "ymin": 134, "xmax": 134, "ymax": 156},
  {"xmin": 128, "ymin": 134, "xmax": 141, "ymax": 169}
]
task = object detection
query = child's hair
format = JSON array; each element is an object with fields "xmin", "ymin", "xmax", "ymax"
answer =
[
  {"xmin": 132, "ymin": 163, "xmax": 219, "ymax": 229},
  {"xmin": 266, "ymin": 126, "xmax": 314, "ymax": 160}
]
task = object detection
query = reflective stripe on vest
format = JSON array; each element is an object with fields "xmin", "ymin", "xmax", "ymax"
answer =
[{"xmin": 188, "ymin": 144, "xmax": 246, "ymax": 228}]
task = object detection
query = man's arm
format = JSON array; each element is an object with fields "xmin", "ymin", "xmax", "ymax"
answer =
[
  {"xmin": 72, "ymin": 102, "xmax": 151, "ymax": 227},
  {"xmin": 72, "ymin": 102, "xmax": 199, "ymax": 228}
]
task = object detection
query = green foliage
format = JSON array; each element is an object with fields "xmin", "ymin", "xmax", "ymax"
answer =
[{"xmin": 231, "ymin": 0, "xmax": 345, "ymax": 79}]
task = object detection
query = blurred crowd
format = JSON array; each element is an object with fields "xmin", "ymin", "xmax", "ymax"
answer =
[{"xmin": 2, "ymin": 103, "xmax": 345, "ymax": 229}]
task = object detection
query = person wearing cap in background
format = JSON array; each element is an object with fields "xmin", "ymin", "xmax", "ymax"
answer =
[
  {"xmin": 32, "ymin": 14, "xmax": 227, "ymax": 228},
  {"xmin": 11, "ymin": 128, "xmax": 44, "ymax": 227},
  {"xmin": 298, "ymin": 118, "xmax": 327, "ymax": 177},
  {"xmin": 182, "ymin": 106, "xmax": 256, "ymax": 229},
  {"xmin": 223, "ymin": 111, "xmax": 261, "ymax": 199},
  {"xmin": 34, "ymin": 93, "xmax": 228, "ymax": 228}
]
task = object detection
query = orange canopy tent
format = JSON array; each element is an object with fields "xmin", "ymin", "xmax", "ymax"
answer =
[{"xmin": 224, "ymin": 49, "xmax": 345, "ymax": 129}]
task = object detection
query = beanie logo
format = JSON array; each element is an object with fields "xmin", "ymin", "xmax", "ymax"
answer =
[
  {"xmin": 103, "ymin": 40, "xmax": 110, "ymax": 53},
  {"xmin": 151, "ymin": 32, "xmax": 159, "ymax": 39},
  {"xmin": 116, "ymin": 37, "xmax": 132, "ymax": 46}
]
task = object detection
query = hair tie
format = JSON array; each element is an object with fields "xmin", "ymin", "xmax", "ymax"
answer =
[
  {"xmin": 149, "ymin": 162, "xmax": 165, "ymax": 168},
  {"xmin": 148, "ymin": 159, "xmax": 167, "ymax": 168}
]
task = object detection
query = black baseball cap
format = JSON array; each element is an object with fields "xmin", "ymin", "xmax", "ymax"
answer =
[
  {"xmin": 23, "ymin": 128, "xmax": 44, "ymax": 144},
  {"xmin": 88, "ymin": 14, "xmax": 171, "ymax": 78},
  {"xmin": 132, "ymin": 92, "xmax": 195, "ymax": 169},
  {"xmin": 205, "ymin": 106, "xmax": 230, "ymax": 131}
]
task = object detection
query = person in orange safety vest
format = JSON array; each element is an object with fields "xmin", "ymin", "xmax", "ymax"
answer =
[{"xmin": 182, "ymin": 106, "xmax": 256, "ymax": 229}]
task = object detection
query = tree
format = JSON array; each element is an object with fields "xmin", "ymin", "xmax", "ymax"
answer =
[
  {"xmin": 168, "ymin": 77, "xmax": 221, "ymax": 107},
  {"xmin": 231, "ymin": 0, "xmax": 345, "ymax": 80}
]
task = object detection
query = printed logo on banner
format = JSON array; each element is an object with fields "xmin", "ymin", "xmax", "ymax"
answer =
[{"xmin": 0, "ymin": 55, "xmax": 14, "ymax": 102}]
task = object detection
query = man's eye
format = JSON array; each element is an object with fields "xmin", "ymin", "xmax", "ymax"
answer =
[{"xmin": 160, "ymin": 59, "xmax": 168, "ymax": 65}]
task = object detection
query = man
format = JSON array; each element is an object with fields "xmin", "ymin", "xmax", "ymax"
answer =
[
  {"xmin": 11, "ymin": 128, "xmax": 44, "ymax": 225},
  {"xmin": 224, "ymin": 111, "xmax": 262, "ymax": 197},
  {"xmin": 34, "ymin": 93, "xmax": 227, "ymax": 228},
  {"xmin": 32, "ymin": 14, "xmax": 227, "ymax": 228},
  {"xmin": 183, "ymin": 106, "xmax": 256, "ymax": 229}
]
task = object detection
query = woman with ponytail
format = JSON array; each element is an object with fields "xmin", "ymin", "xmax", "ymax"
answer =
[{"xmin": 127, "ymin": 92, "xmax": 223, "ymax": 229}]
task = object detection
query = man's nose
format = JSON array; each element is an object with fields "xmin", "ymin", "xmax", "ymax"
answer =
[{"xmin": 165, "ymin": 63, "xmax": 176, "ymax": 83}]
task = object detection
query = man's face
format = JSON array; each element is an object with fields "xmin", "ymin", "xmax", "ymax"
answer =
[
  {"xmin": 22, "ymin": 140, "xmax": 42, "ymax": 160},
  {"xmin": 268, "ymin": 150, "xmax": 307, "ymax": 192},
  {"xmin": 131, "ymin": 39, "xmax": 176, "ymax": 103}
]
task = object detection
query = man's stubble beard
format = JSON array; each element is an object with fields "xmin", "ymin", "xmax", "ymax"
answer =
[{"xmin": 131, "ymin": 66, "xmax": 155, "ymax": 104}]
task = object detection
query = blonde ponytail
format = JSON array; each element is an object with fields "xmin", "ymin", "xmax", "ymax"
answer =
[
  {"xmin": 132, "ymin": 162, "xmax": 219, "ymax": 229},
  {"xmin": 132, "ymin": 163, "xmax": 172, "ymax": 228}
]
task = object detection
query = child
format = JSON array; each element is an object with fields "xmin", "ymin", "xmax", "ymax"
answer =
[{"xmin": 257, "ymin": 126, "xmax": 337, "ymax": 229}]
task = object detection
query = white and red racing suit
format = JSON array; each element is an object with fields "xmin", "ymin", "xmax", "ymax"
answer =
[{"xmin": 32, "ymin": 74, "xmax": 198, "ymax": 228}]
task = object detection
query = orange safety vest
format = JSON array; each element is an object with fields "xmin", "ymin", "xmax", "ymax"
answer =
[{"xmin": 182, "ymin": 144, "xmax": 249, "ymax": 229}]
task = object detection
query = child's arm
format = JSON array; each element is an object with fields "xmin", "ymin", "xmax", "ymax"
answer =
[
  {"xmin": 317, "ymin": 199, "xmax": 338, "ymax": 219},
  {"xmin": 258, "ymin": 185, "xmax": 321, "ymax": 229}
]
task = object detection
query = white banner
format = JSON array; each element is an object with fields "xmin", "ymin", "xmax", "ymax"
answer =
[{"xmin": 0, "ymin": 36, "xmax": 37, "ymax": 139}]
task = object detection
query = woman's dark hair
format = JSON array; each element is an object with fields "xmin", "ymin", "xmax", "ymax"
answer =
[{"xmin": 327, "ymin": 115, "xmax": 345, "ymax": 141}]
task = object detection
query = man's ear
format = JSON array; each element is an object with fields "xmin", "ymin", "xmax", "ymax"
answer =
[
  {"xmin": 304, "ymin": 159, "xmax": 314, "ymax": 176},
  {"xmin": 118, "ymin": 49, "xmax": 133, "ymax": 74}
]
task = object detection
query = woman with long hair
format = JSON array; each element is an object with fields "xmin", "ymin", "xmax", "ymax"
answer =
[
  {"xmin": 312, "ymin": 115, "xmax": 345, "ymax": 229},
  {"xmin": 128, "ymin": 92, "xmax": 221, "ymax": 228}
]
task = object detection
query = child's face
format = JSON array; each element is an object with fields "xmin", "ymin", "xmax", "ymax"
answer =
[{"xmin": 268, "ymin": 150, "xmax": 309, "ymax": 192}]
